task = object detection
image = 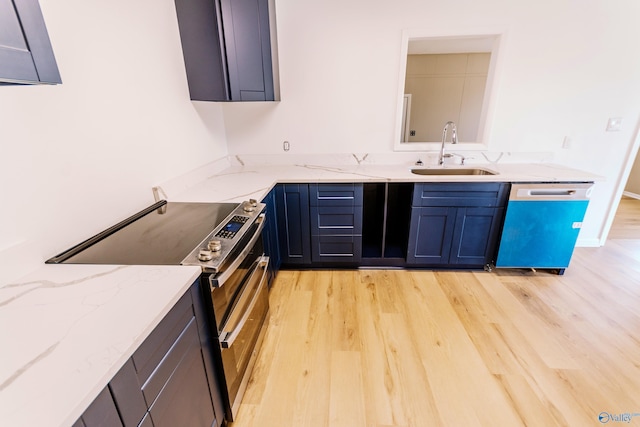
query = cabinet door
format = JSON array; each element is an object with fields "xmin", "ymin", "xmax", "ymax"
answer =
[
  {"xmin": 450, "ymin": 207, "xmax": 503, "ymax": 266},
  {"xmin": 174, "ymin": 0, "xmax": 228, "ymax": 101},
  {"xmin": 147, "ymin": 318, "xmax": 215, "ymax": 427},
  {"xmin": 108, "ymin": 360, "xmax": 146, "ymax": 427},
  {"xmin": 190, "ymin": 282, "xmax": 225, "ymax": 424},
  {"xmin": 407, "ymin": 206, "xmax": 456, "ymax": 265},
  {"xmin": 219, "ymin": 0, "xmax": 275, "ymax": 101},
  {"xmin": 261, "ymin": 188, "xmax": 281, "ymax": 283},
  {"xmin": 0, "ymin": 0, "xmax": 61, "ymax": 84},
  {"xmin": 174, "ymin": 0, "xmax": 277, "ymax": 101},
  {"xmin": 276, "ymin": 184, "xmax": 311, "ymax": 265},
  {"xmin": 74, "ymin": 387, "xmax": 123, "ymax": 427}
]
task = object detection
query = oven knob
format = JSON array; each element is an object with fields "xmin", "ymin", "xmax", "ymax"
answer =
[
  {"xmin": 198, "ymin": 249, "xmax": 213, "ymax": 262},
  {"xmin": 208, "ymin": 240, "xmax": 222, "ymax": 252},
  {"xmin": 243, "ymin": 200, "xmax": 256, "ymax": 212}
]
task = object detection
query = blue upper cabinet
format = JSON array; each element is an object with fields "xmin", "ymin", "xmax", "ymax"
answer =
[
  {"xmin": 173, "ymin": 0, "xmax": 279, "ymax": 102},
  {"xmin": 0, "ymin": 0, "xmax": 61, "ymax": 85}
]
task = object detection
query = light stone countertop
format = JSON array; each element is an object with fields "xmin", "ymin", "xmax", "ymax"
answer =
[
  {"xmin": 0, "ymin": 264, "xmax": 201, "ymax": 427},
  {"xmin": 170, "ymin": 162, "xmax": 603, "ymax": 204},
  {"xmin": 0, "ymin": 158, "xmax": 601, "ymax": 427}
]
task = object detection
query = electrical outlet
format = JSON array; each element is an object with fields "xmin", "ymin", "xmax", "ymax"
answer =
[
  {"xmin": 562, "ymin": 136, "xmax": 572, "ymax": 149},
  {"xmin": 410, "ymin": 130, "xmax": 416, "ymax": 137},
  {"xmin": 283, "ymin": 141, "xmax": 290, "ymax": 151}
]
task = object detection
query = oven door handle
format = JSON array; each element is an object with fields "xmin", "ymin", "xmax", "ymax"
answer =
[
  {"xmin": 219, "ymin": 256, "xmax": 269, "ymax": 349},
  {"xmin": 209, "ymin": 214, "xmax": 265, "ymax": 290}
]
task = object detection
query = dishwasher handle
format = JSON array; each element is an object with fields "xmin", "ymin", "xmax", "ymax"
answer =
[
  {"xmin": 509, "ymin": 183, "xmax": 593, "ymax": 201},
  {"xmin": 529, "ymin": 189, "xmax": 576, "ymax": 196}
]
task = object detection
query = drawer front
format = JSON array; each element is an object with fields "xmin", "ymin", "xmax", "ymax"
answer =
[
  {"xmin": 142, "ymin": 317, "xmax": 199, "ymax": 406},
  {"xmin": 75, "ymin": 387, "xmax": 123, "ymax": 427},
  {"xmin": 310, "ymin": 183, "xmax": 363, "ymax": 206},
  {"xmin": 310, "ymin": 206, "xmax": 363, "ymax": 235},
  {"xmin": 413, "ymin": 182, "xmax": 507, "ymax": 207},
  {"xmin": 147, "ymin": 320, "xmax": 215, "ymax": 427},
  {"xmin": 77, "ymin": 281, "xmax": 219, "ymax": 427},
  {"xmin": 132, "ymin": 291, "xmax": 193, "ymax": 384},
  {"xmin": 311, "ymin": 235, "xmax": 362, "ymax": 263},
  {"xmin": 109, "ymin": 359, "xmax": 147, "ymax": 427}
]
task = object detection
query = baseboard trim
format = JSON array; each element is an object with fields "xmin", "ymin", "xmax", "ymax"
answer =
[
  {"xmin": 576, "ymin": 237, "xmax": 601, "ymax": 247},
  {"xmin": 622, "ymin": 191, "xmax": 640, "ymax": 200}
]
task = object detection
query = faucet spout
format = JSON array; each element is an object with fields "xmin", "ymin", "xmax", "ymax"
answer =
[{"xmin": 438, "ymin": 121, "xmax": 458, "ymax": 165}]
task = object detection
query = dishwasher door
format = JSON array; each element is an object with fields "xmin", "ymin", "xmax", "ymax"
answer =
[{"xmin": 495, "ymin": 183, "xmax": 593, "ymax": 272}]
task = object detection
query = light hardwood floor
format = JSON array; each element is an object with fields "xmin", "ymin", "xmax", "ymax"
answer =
[
  {"xmin": 609, "ymin": 196, "xmax": 640, "ymax": 239},
  {"xmin": 230, "ymin": 202, "xmax": 640, "ymax": 427}
]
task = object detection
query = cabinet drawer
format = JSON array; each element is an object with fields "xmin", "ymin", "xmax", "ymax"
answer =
[
  {"xmin": 311, "ymin": 235, "xmax": 362, "ymax": 263},
  {"xmin": 413, "ymin": 183, "xmax": 508, "ymax": 207},
  {"xmin": 147, "ymin": 320, "xmax": 215, "ymax": 427},
  {"xmin": 109, "ymin": 359, "xmax": 146, "ymax": 427},
  {"xmin": 132, "ymin": 291, "xmax": 193, "ymax": 384},
  {"xmin": 310, "ymin": 206, "xmax": 363, "ymax": 235},
  {"xmin": 73, "ymin": 387, "xmax": 123, "ymax": 427},
  {"xmin": 310, "ymin": 183, "xmax": 363, "ymax": 206},
  {"xmin": 75, "ymin": 281, "xmax": 220, "ymax": 427},
  {"xmin": 142, "ymin": 317, "xmax": 199, "ymax": 406}
]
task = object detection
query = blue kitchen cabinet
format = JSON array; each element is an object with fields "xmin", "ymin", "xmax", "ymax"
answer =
[
  {"xmin": 71, "ymin": 387, "xmax": 122, "ymax": 427},
  {"xmin": 174, "ymin": 0, "xmax": 278, "ymax": 101},
  {"xmin": 407, "ymin": 206, "xmax": 456, "ymax": 265},
  {"xmin": 0, "ymin": 0, "xmax": 61, "ymax": 84},
  {"xmin": 450, "ymin": 207, "xmax": 505, "ymax": 266},
  {"xmin": 276, "ymin": 183, "xmax": 312, "ymax": 265},
  {"xmin": 407, "ymin": 183, "xmax": 508, "ymax": 268},
  {"xmin": 309, "ymin": 183, "xmax": 363, "ymax": 264},
  {"xmin": 74, "ymin": 281, "xmax": 223, "ymax": 427},
  {"xmin": 261, "ymin": 187, "xmax": 282, "ymax": 284},
  {"xmin": 360, "ymin": 183, "xmax": 413, "ymax": 267}
]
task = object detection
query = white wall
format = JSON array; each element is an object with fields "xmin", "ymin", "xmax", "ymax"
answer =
[
  {"xmin": 0, "ymin": 0, "xmax": 228, "ymax": 282},
  {"xmin": 222, "ymin": 0, "xmax": 640, "ymax": 246}
]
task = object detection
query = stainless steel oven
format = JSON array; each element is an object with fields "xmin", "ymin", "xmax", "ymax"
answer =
[
  {"xmin": 46, "ymin": 199, "xmax": 269, "ymax": 423},
  {"xmin": 199, "ymin": 211, "xmax": 270, "ymax": 421}
]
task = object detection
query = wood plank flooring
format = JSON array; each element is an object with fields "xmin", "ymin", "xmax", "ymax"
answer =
[
  {"xmin": 609, "ymin": 196, "xmax": 640, "ymax": 239},
  {"xmin": 230, "ymin": 200, "xmax": 640, "ymax": 427}
]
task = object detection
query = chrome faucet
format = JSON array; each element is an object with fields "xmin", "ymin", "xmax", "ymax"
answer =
[{"xmin": 438, "ymin": 121, "xmax": 458, "ymax": 165}]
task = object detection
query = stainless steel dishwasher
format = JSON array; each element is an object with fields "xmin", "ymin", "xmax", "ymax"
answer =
[{"xmin": 495, "ymin": 182, "xmax": 594, "ymax": 274}]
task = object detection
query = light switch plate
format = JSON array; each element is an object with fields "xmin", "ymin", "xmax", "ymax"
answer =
[{"xmin": 606, "ymin": 117, "xmax": 622, "ymax": 131}]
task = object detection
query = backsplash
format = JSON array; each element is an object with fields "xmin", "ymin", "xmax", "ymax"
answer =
[{"xmin": 229, "ymin": 151, "xmax": 555, "ymax": 167}]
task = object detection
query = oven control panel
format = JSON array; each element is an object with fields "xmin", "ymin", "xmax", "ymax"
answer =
[
  {"xmin": 215, "ymin": 215, "xmax": 249, "ymax": 239},
  {"xmin": 182, "ymin": 199, "xmax": 265, "ymax": 272}
]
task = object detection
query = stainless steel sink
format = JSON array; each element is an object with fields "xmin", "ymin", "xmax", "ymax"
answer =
[{"xmin": 410, "ymin": 167, "xmax": 498, "ymax": 176}]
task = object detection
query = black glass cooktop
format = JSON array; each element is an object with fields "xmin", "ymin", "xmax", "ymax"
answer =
[{"xmin": 48, "ymin": 202, "xmax": 238, "ymax": 265}]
